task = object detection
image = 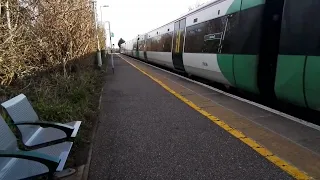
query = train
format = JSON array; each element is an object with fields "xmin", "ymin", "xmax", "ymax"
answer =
[{"xmin": 120, "ymin": 0, "xmax": 320, "ymax": 112}]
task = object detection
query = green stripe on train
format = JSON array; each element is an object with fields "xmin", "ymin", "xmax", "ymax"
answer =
[
  {"xmin": 217, "ymin": 0, "xmax": 265, "ymax": 94},
  {"xmin": 227, "ymin": 0, "xmax": 265, "ymax": 14},
  {"xmin": 219, "ymin": 0, "xmax": 239, "ymax": 87},
  {"xmin": 218, "ymin": 54, "xmax": 259, "ymax": 94},
  {"xmin": 241, "ymin": 0, "xmax": 265, "ymax": 11},
  {"xmin": 274, "ymin": 55, "xmax": 307, "ymax": 107},
  {"xmin": 226, "ymin": 0, "xmax": 241, "ymax": 15},
  {"xmin": 217, "ymin": 54, "xmax": 236, "ymax": 86},
  {"xmin": 305, "ymin": 56, "xmax": 320, "ymax": 111},
  {"xmin": 233, "ymin": 55, "xmax": 259, "ymax": 94},
  {"xmin": 275, "ymin": 55, "xmax": 320, "ymax": 111}
]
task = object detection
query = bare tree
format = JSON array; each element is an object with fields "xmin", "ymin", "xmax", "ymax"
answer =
[{"xmin": 0, "ymin": 0, "xmax": 106, "ymax": 85}]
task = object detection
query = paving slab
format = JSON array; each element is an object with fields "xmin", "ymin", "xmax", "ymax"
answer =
[{"xmin": 88, "ymin": 56, "xmax": 292, "ymax": 180}]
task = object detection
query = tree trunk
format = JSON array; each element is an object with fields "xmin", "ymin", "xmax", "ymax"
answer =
[
  {"xmin": 5, "ymin": 0, "xmax": 11, "ymax": 31},
  {"xmin": 0, "ymin": 1, "xmax": 2, "ymax": 19}
]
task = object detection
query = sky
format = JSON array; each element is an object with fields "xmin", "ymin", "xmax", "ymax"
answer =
[{"xmin": 97, "ymin": 0, "xmax": 208, "ymax": 48}]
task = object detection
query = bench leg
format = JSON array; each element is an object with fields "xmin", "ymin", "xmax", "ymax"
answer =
[{"xmin": 54, "ymin": 168, "xmax": 76, "ymax": 179}]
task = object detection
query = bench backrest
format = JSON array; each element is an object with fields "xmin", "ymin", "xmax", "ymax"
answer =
[
  {"xmin": 1, "ymin": 94, "xmax": 39, "ymax": 143},
  {"xmin": 0, "ymin": 115, "xmax": 18, "ymax": 169}
]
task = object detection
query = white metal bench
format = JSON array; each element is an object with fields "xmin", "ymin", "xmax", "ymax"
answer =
[
  {"xmin": 0, "ymin": 115, "xmax": 73, "ymax": 179},
  {"xmin": 1, "ymin": 94, "xmax": 81, "ymax": 149}
]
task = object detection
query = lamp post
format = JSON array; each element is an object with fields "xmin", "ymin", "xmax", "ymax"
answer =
[
  {"xmin": 100, "ymin": 5, "xmax": 114, "ymax": 74},
  {"xmin": 100, "ymin": 5, "xmax": 109, "ymax": 52},
  {"xmin": 106, "ymin": 21, "xmax": 114, "ymax": 74},
  {"xmin": 100, "ymin": 5, "xmax": 109, "ymax": 23},
  {"xmin": 92, "ymin": 0, "xmax": 102, "ymax": 67}
]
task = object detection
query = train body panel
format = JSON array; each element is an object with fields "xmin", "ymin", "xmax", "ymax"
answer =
[
  {"xmin": 183, "ymin": 0, "xmax": 239, "ymax": 86},
  {"xmin": 305, "ymin": 57, "xmax": 320, "ymax": 111},
  {"xmin": 147, "ymin": 51, "xmax": 174, "ymax": 68},
  {"xmin": 138, "ymin": 51, "xmax": 145, "ymax": 60},
  {"xmin": 133, "ymin": 39, "xmax": 139, "ymax": 58},
  {"xmin": 183, "ymin": 53, "xmax": 231, "ymax": 85},
  {"xmin": 120, "ymin": 0, "xmax": 320, "ymax": 112},
  {"xmin": 241, "ymin": 0, "xmax": 265, "ymax": 11},
  {"xmin": 216, "ymin": 54, "xmax": 235, "ymax": 86},
  {"xmin": 275, "ymin": 55, "xmax": 306, "ymax": 107},
  {"xmin": 183, "ymin": 0, "xmax": 267, "ymax": 94},
  {"xmin": 137, "ymin": 34, "xmax": 146, "ymax": 60},
  {"xmin": 275, "ymin": 0, "xmax": 320, "ymax": 111},
  {"xmin": 185, "ymin": 0, "xmax": 235, "ymax": 27},
  {"xmin": 233, "ymin": 55, "xmax": 260, "ymax": 94}
]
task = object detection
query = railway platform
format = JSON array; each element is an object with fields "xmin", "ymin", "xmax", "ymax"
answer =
[{"xmin": 87, "ymin": 54, "xmax": 320, "ymax": 180}]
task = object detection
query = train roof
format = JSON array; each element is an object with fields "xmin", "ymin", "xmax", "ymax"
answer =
[{"xmin": 138, "ymin": 0, "xmax": 222, "ymax": 37}]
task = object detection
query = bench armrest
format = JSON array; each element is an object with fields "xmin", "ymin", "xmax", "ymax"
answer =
[
  {"xmin": 0, "ymin": 150, "xmax": 60, "ymax": 173},
  {"xmin": 15, "ymin": 121, "xmax": 74, "ymax": 137}
]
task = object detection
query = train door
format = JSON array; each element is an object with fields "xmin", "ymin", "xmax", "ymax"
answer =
[
  {"xmin": 144, "ymin": 34, "xmax": 148, "ymax": 61},
  {"xmin": 172, "ymin": 18, "xmax": 186, "ymax": 71},
  {"xmin": 131, "ymin": 41, "xmax": 134, "ymax": 57},
  {"xmin": 135, "ymin": 39, "xmax": 139, "ymax": 58},
  {"xmin": 259, "ymin": 0, "xmax": 285, "ymax": 99}
]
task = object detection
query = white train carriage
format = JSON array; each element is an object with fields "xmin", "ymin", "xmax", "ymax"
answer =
[{"xmin": 122, "ymin": 0, "xmax": 266, "ymax": 92}]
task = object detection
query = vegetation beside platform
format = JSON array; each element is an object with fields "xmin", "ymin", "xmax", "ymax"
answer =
[{"xmin": 0, "ymin": 0, "xmax": 109, "ymax": 169}]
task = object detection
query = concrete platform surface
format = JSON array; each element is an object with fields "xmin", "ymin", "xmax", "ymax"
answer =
[{"xmin": 88, "ymin": 56, "xmax": 295, "ymax": 180}]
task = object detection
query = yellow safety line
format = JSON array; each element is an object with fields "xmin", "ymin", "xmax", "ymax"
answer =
[{"xmin": 121, "ymin": 56, "xmax": 312, "ymax": 180}]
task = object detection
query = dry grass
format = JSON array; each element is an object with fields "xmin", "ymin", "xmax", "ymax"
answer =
[{"xmin": 1, "ymin": 52, "xmax": 108, "ymax": 170}]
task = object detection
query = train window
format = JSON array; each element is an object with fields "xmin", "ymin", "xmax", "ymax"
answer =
[
  {"xmin": 194, "ymin": 18, "xmax": 198, "ymax": 23},
  {"xmin": 184, "ymin": 12, "xmax": 241, "ymax": 54},
  {"xmin": 279, "ymin": 0, "xmax": 320, "ymax": 55},
  {"xmin": 155, "ymin": 36, "xmax": 161, "ymax": 51},
  {"xmin": 184, "ymin": 22, "xmax": 207, "ymax": 53},
  {"xmin": 204, "ymin": 16, "xmax": 228, "ymax": 53},
  {"xmin": 174, "ymin": 21, "xmax": 179, "ymax": 30},
  {"xmin": 168, "ymin": 29, "xmax": 170, "ymax": 31},
  {"xmin": 139, "ymin": 40, "xmax": 145, "ymax": 51},
  {"xmin": 218, "ymin": 10, "xmax": 220, "ymax": 15},
  {"xmin": 236, "ymin": 5, "xmax": 262, "ymax": 54},
  {"xmin": 180, "ymin": 19, "xmax": 186, "ymax": 29},
  {"xmin": 161, "ymin": 33, "xmax": 172, "ymax": 52},
  {"xmin": 146, "ymin": 39, "xmax": 152, "ymax": 51}
]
